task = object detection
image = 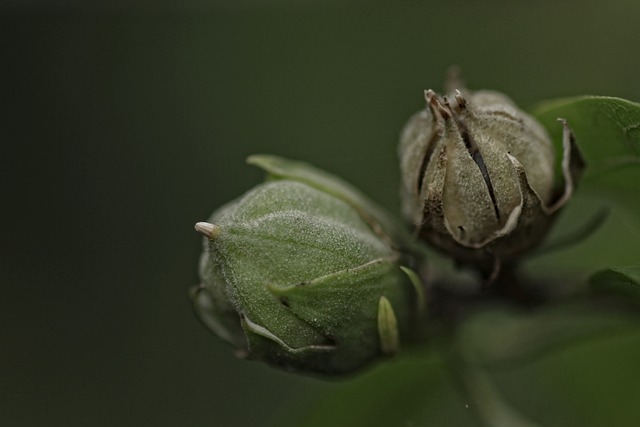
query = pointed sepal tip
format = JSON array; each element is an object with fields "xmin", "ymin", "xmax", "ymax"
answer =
[{"xmin": 194, "ymin": 222, "xmax": 221, "ymax": 239}]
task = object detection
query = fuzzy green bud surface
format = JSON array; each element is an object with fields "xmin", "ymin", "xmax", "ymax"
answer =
[{"xmin": 193, "ymin": 156, "xmax": 422, "ymax": 375}]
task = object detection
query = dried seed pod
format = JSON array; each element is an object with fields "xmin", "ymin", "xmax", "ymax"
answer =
[
  {"xmin": 399, "ymin": 81, "xmax": 585, "ymax": 274},
  {"xmin": 193, "ymin": 156, "xmax": 424, "ymax": 375}
]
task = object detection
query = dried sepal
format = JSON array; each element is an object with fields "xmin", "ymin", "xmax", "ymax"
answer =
[
  {"xmin": 377, "ymin": 296, "xmax": 399, "ymax": 355},
  {"xmin": 399, "ymin": 266, "xmax": 427, "ymax": 315},
  {"xmin": 399, "ymin": 79, "xmax": 585, "ymax": 274}
]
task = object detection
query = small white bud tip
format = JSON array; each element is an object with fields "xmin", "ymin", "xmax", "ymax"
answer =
[{"xmin": 195, "ymin": 222, "xmax": 220, "ymax": 239}]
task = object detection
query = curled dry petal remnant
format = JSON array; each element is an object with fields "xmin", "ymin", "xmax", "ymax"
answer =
[{"xmin": 399, "ymin": 80, "xmax": 585, "ymax": 277}]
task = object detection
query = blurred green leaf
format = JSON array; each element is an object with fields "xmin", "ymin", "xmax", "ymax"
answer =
[
  {"xmin": 288, "ymin": 300, "xmax": 640, "ymax": 427},
  {"xmin": 283, "ymin": 346, "xmax": 477, "ymax": 427},
  {"xmin": 590, "ymin": 266, "xmax": 640, "ymax": 300},
  {"xmin": 457, "ymin": 301, "xmax": 640, "ymax": 368}
]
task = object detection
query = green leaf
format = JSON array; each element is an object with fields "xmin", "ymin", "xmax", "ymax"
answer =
[
  {"xmin": 527, "ymin": 96, "xmax": 640, "ymax": 277},
  {"xmin": 532, "ymin": 96, "xmax": 640, "ymax": 176},
  {"xmin": 590, "ymin": 265, "xmax": 640, "ymax": 300},
  {"xmin": 531, "ymin": 96, "xmax": 640, "ymax": 214}
]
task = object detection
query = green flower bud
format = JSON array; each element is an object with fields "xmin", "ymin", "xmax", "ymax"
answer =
[
  {"xmin": 193, "ymin": 156, "xmax": 423, "ymax": 375},
  {"xmin": 399, "ymin": 84, "xmax": 584, "ymax": 271}
]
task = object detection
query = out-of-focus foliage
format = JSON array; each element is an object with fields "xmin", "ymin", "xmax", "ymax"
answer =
[
  {"xmin": 591, "ymin": 266, "xmax": 640, "ymax": 301},
  {"xmin": 290, "ymin": 307, "xmax": 640, "ymax": 427}
]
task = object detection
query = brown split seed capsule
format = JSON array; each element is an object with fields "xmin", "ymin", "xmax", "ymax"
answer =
[{"xmin": 399, "ymin": 83, "xmax": 584, "ymax": 275}]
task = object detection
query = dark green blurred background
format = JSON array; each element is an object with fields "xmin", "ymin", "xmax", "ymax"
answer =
[{"xmin": 4, "ymin": 1, "xmax": 640, "ymax": 426}]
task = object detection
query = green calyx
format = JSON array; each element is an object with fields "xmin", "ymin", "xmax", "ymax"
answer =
[{"xmin": 194, "ymin": 156, "xmax": 424, "ymax": 375}]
